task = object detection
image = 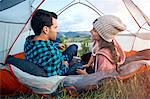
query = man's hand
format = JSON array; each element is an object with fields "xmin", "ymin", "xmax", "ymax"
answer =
[
  {"xmin": 62, "ymin": 61, "xmax": 69, "ymax": 67},
  {"xmin": 59, "ymin": 43, "xmax": 65, "ymax": 50}
]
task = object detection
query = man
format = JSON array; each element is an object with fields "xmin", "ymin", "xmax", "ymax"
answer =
[{"xmin": 24, "ymin": 9, "xmax": 78, "ymax": 76}]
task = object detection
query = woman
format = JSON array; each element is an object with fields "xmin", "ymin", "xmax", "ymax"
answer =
[{"xmin": 77, "ymin": 15, "xmax": 126, "ymax": 74}]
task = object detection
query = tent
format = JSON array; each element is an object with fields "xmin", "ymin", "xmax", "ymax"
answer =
[{"xmin": 0, "ymin": 0, "xmax": 150, "ymax": 96}]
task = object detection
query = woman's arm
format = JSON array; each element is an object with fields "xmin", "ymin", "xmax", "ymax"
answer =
[{"xmin": 83, "ymin": 55, "xmax": 95, "ymax": 68}]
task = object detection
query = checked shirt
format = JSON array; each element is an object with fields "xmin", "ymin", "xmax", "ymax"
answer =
[{"xmin": 24, "ymin": 35, "xmax": 69, "ymax": 76}]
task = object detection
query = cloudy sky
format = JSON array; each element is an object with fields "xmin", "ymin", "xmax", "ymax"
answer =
[{"xmin": 36, "ymin": 0, "xmax": 150, "ymax": 32}]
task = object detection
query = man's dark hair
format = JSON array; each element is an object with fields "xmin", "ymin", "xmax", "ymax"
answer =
[{"xmin": 31, "ymin": 9, "xmax": 57, "ymax": 35}]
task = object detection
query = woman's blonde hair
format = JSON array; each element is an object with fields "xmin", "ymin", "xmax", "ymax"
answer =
[{"xmin": 100, "ymin": 37, "xmax": 119, "ymax": 72}]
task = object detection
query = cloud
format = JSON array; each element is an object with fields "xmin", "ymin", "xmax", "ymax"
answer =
[
  {"xmin": 58, "ymin": 4, "xmax": 99, "ymax": 31},
  {"xmin": 39, "ymin": 0, "xmax": 150, "ymax": 32}
]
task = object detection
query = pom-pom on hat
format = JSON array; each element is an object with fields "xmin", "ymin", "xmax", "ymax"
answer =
[{"xmin": 93, "ymin": 15, "xmax": 126, "ymax": 42}]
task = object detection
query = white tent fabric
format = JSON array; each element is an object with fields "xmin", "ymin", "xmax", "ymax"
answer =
[
  {"xmin": 0, "ymin": 0, "xmax": 32, "ymax": 23},
  {"xmin": 10, "ymin": 65, "xmax": 66, "ymax": 94},
  {"xmin": 0, "ymin": 0, "xmax": 33, "ymax": 63},
  {"xmin": 0, "ymin": 0, "xmax": 25, "ymax": 11}
]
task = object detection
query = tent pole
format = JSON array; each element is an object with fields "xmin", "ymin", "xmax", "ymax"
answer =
[{"xmin": 122, "ymin": 0, "xmax": 141, "ymax": 28}]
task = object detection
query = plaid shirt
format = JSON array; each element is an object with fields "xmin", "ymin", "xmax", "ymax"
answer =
[{"xmin": 24, "ymin": 35, "xmax": 69, "ymax": 76}]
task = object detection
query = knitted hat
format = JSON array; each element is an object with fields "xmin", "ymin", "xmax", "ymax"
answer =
[{"xmin": 93, "ymin": 15, "xmax": 126, "ymax": 42}]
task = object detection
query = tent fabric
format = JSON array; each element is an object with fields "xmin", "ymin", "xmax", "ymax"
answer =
[
  {"xmin": 0, "ymin": 22, "xmax": 30, "ymax": 63},
  {"xmin": 123, "ymin": 0, "xmax": 150, "ymax": 28},
  {"xmin": 0, "ymin": 0, "xmax": 32, "ymax": 23},
  {"xmin": 0, "ymin": 0, "xmax": 26, "ymax": 11},
  {"xmin": 9, "ymin": 65, "xmax": 66, "ymax": 94},
  {"xmin": 0, "ymin": 69, "xmax": 31, "ymax": 96}
]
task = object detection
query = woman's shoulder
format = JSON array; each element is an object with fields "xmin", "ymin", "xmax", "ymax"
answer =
[{"xmin": 97, "ymin": 48, "xmax": 114, "ymax": 63}]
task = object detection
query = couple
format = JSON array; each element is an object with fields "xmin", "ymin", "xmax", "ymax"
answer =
[{"xmin": 24, "ymin": 9, "xmax": 127, "ymax": 76}]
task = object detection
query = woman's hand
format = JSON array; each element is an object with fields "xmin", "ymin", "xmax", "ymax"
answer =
[
  {"xmin": 76, "ymin": 69, "xmax": 88, "ymax": 75},
  {"xmin": 83, "ymin": 64, "xmax": 90, "ymax": 68},
  {"xmin": 83, "ymin": 64, "xmax": 94, "ymax": 70}
]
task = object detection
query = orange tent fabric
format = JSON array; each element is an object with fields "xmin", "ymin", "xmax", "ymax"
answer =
[
  {"xmin": 0, "ymin": 69, "xmax": 31, "ymax": 96},
  {"xmin": 0, "ymin": 52, "xmax": 29, "ymax": 96}
]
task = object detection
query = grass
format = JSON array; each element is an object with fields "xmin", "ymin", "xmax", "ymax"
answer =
[
  {"xmin": 58, "ymin": 70, "xmax": 150, "ymax": 99},
  {"xmin": 2, "ymin": 70, "xmax": 150, "ymax": 99}
]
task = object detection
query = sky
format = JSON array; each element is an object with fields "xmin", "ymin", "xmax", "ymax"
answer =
[{"xmin": 35, "ymin": 0, "xmax": 150, "ymax": 33}]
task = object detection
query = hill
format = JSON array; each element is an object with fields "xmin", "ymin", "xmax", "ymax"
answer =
[{"xmin": 58, "ymin": 31, "xmax": 90, "ymax": 38}]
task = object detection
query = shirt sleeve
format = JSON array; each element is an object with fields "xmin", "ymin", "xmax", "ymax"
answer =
[
  {"xmin": 60, "ymin": 64, "xmax": 69, "ymax": 75},
  {"xmin": 53, "ymin": 42, "xmax": 60, "ymax": 48}
]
